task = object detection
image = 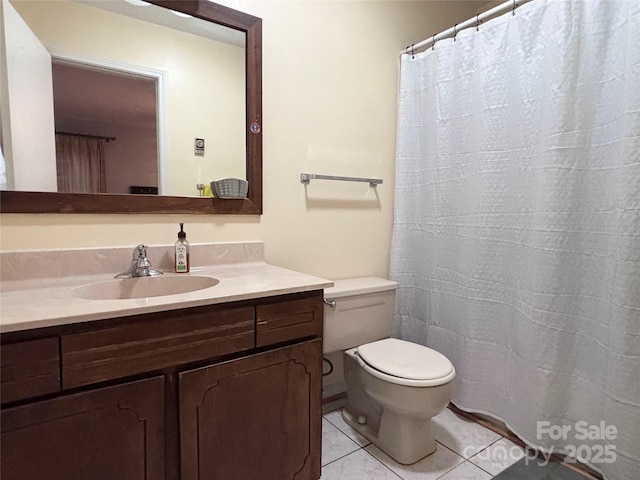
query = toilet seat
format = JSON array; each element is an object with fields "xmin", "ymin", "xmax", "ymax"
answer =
[{"xmin": 354, "ymin": 338, "xmax": 455, "ymax": 387}]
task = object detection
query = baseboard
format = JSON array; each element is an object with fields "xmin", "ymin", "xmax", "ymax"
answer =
[{"xmin": 322, "ymin": 392, "xmax": 346, "ymax": 414}]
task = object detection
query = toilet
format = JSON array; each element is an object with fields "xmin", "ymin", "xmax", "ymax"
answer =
[{"xmin": 323, "ymin": 277, "xmax": 455, "ymax": 465}]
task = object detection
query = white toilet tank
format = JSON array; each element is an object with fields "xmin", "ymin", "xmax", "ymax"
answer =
[{"xmin": 323, "ymin": 277, "xmax": 397, "ymax": 354}]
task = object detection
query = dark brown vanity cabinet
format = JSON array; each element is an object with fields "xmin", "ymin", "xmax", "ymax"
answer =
[
  {"xmin": 1, "ymin": 376, "xmax": 165, "ymax": 480},
  {"xmin": 0, "ymin": 290, "xmax": 323, "ymax": 480},
  {"xmin": 180, "ymin": 339, "xmax": 322, "ymax": 480}
]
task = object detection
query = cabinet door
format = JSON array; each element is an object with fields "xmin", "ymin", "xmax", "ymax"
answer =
[
  {"xmin": 1, "ymin": 376, "xmax": 165, "ymax": 480},
  {"xmin": 180, "ymin": 339, "xmax": 322, "ymax": 480}
]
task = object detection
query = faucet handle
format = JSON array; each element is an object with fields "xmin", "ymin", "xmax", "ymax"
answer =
[
  {"xmin": 115, "ymin": 244, "xmax": 158, "ymax": 278},
  {"xmin": 133, "ymin": 244, "xmax": 148, "ymax": 259}
]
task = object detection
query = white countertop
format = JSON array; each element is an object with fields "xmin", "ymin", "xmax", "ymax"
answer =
[{"xmin": 0, "ymin": 243, "xmax": 333, "ymax": 333}]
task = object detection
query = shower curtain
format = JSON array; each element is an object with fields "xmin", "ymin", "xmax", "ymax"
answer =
[
  {"xmin": 55, "ymin": 134, "xmax": 107, "ymax": 193},
  {"xmin": 391, "ymin": 1, "xmax": 639, "ymax": 480}
]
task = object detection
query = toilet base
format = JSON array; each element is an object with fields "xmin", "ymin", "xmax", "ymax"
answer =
[
  {"xmin": 342, "ymin": 347, "xmax": 453, "ymax": 465},
  {"xmin": 342, "ymin": 407, "xmax": 437, "ymax": 465}
]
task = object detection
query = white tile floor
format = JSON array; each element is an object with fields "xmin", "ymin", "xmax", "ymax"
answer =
[{"xmin": 321, "ymin": 407, "xmax": 526, "ymax": 480}]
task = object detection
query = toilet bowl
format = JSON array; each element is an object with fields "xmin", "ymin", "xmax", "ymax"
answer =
[{"xmin": 323, "ymin": 277, "xmax": 455, "ymax": 465}]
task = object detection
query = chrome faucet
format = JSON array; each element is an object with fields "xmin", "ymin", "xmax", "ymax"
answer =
[{"xmin": 115, "ymin": 244, "xmax": 163, "ymax": 278}]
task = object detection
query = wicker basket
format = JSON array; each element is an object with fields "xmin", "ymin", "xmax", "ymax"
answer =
[{"xmin": 210, "ymin": 178, "xmax": 249, "ymax": 199}]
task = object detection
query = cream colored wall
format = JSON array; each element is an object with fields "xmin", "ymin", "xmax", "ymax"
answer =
[
  {"xmin": 103, "ymin": 123, "xmax": 158, "ymax": 193},
  {"xmin": 0, "ymin": 1, "xmax": 483, "ymax": 280}
]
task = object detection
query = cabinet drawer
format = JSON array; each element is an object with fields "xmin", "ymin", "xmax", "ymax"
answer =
[
  {"xmin": 256, "ymin": 291, "xmax": 323, "ymax": 347},
  {"xmin": 1, "ymin": 338, "xmax": 60, "ymax": 404},
  {"xmin": 61, "ymin": 305, "xmax": 254, "ymax": 388}
]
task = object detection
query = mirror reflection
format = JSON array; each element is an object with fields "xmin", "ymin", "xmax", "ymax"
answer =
[{"xmin": 1, "ymin": 0, "xmax": 246, "ymax": 197}]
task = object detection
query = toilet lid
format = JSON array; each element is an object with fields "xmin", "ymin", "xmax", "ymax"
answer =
[{"xmin": 357, "ymin": 338, "xmax": 455, "ymax": 386}]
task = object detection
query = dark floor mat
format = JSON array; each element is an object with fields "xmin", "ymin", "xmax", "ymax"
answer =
[{"xmin": 494, "ymin": 458, "xmax": 589, "ymax": 480}]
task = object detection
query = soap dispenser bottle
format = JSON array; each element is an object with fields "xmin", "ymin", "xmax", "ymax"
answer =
[{"xmin": 175, "ymin": 223, "xmax": 190, "ymax": 273}]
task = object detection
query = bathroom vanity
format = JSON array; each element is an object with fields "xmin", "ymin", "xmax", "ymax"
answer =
[{"xmin": 0, "ymin": 243, "xmax": 331, "ymax": 480}]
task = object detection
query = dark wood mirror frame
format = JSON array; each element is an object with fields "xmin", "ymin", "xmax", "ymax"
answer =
[{"xmin": 0, "ymin": 0, "xmax": 262, "ymax": 215}]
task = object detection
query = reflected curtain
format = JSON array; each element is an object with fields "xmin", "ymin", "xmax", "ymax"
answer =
[
  {"xmin": 56, "ymin": 134, "xmax": 106, "ymax": 193},
  {"xmin": 391, "ymin": 1, "xmax": 640, "ymax": 480}
]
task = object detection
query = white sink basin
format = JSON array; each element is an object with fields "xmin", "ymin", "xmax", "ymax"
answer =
[{"xmin": 72, "ymin": 275, "xmax": 219, "ymax": 300}]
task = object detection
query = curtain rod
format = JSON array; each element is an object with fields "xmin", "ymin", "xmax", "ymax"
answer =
[
  {"xmin": 401, "ymin": 0, "xmax": 535, "ymax": 56},
  {"xmin": 55, "ymin": 131, "xmax": 116, "ymax": 142}
]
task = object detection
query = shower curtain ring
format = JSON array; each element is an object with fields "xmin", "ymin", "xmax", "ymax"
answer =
[
  {"xmin": 512, "ymin": 0, "xmax": 517, "ymax": 15},
  {"xmin": 476, "ymin": 14, "xmax": 481, "ymax": 31},
  {"xmin": 432, "ymin": 34, "xmax": 436, "ymax": 50},
  {"xmin": 453, "ymin": 24, "xmax": 458, "ymax": 42},
  {"xmin": 410, "ymin": 44, "xmax": 415, "ymax": 59}
]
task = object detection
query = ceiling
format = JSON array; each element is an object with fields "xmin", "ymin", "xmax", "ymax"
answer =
[{"xmin": 52, "ymin": 62, "xmax": 157, "ymax": 130}]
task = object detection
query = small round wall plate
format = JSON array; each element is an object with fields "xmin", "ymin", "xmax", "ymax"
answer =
[{"xmin": 250, "ymin": 121, "xmax": 261, "ymax": 134}]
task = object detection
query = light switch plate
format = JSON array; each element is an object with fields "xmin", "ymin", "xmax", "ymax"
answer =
[{"xmin": 194, "ymin": 138, "xmax": 205, "ymax": 156}]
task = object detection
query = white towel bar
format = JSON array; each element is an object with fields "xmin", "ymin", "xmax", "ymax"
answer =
[{"xmin": 300, "ymin": 173, "xmax": 383, "ymax": 188}]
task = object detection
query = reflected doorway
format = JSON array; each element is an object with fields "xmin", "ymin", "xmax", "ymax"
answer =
[{"xmin": 52, "ymin": 61, "xmax": 158, "ymax": 194}]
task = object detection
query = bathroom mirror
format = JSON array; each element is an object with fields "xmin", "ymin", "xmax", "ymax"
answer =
[{"xmin": 0, "ymin": 0, "xmax": 262, "ymax": 214}]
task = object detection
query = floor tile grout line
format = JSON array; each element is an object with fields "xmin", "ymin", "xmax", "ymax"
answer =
[
  {"xmin": 360, "ymin": 446, "xmax": 405, "ymax": 480},
  {"xmin": 322, "ymin": 416, "xmax": 363, "ymax": 447},
  {"xmin": 321, "ymin": 416, "xmax": 367, "ymax": 469},
  {"xmin": 427, "ymin": 440, "xmax": 481, "ymax": 479},
  {"xmin": 433, "ymin": 460, "xmax": 471, "ymax": 480},
  {"xmin": 435, "ymin": 438, "xmax": 467, "ymax": 459},
  {"xmin": 323, "ymin": 413, "xmax": 348, "ymax": 433},
  {"xmin": 437, "ymin": 460, "xmax": 495, "ymax": 480},
  {"xmin": 331, "ymin": 435, "xmax": 365, "ymax": 452},
  {"xmin": 365, "ymin": 441, "xmax": 468, "ymax": 480},
  {"xmin": 321, "ymin": 436, "xmax": 500, "ymax": 480},
  {"xmin": 474, "ymin": 463, "xmax": 500, "ymax": 477},
  {"xmin": 323, "ymin": 411, "xmax": 372, "ymax": 447},
  {"xmin": 323, "ymin": 413, "xmax": 346, "ymax": 432},
  {"xmin": 467, "ymin": 435, "xmax": 511, "ymax": 476},
  {"xmin": 334, "ymin": 430, "xmax": 363, "ymax": 451},
  {"xmin": 322, "ymin": 410, "xmax": 511, "ymax": 479},
  {"xmin": 434, "ymin": 420, "xmax": 505, "ymax": 460},
  {"xmin": 321, "ymin": 445, "xmax": 366, "ymax": 469},
  {"xmin": 321, "ymin": 443, "xmax": 404, "ymax": 479}
]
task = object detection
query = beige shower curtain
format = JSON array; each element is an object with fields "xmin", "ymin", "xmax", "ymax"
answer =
[
  {"xmin": 392, "ymin": 1, "xmax": 640, "ymax": 479},
  {"xmin": 55, "ymin": 134, "xmax": 106, "ymax": 193}
]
